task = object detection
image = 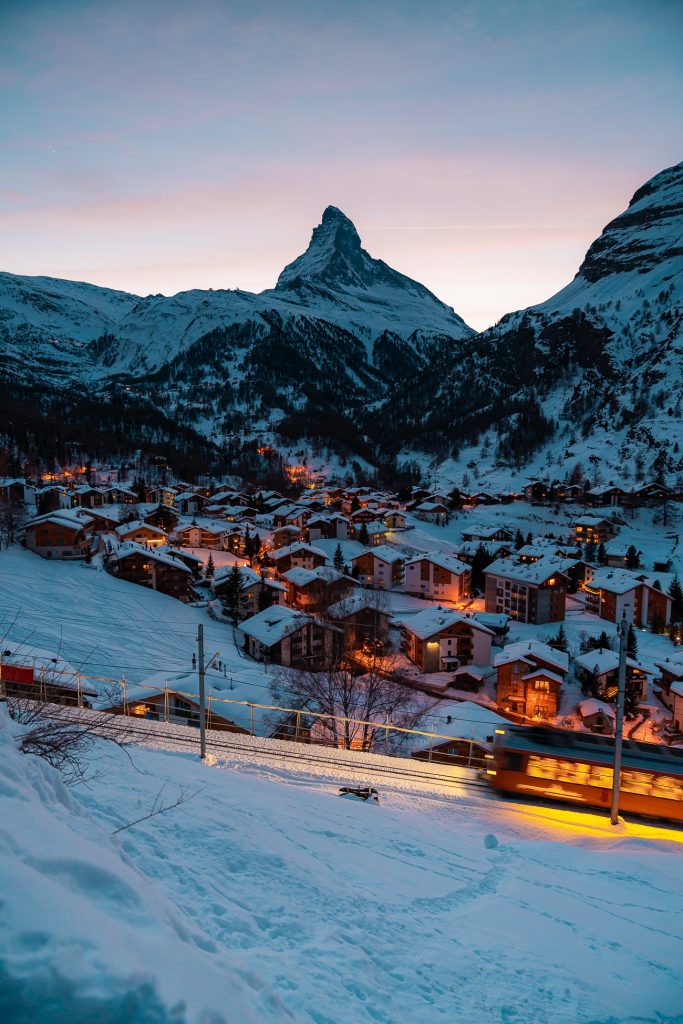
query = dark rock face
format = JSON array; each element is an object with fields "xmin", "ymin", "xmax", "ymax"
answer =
[{"xmin": 577, "ymin": 161, "xmax": 683, "ymax": 282}]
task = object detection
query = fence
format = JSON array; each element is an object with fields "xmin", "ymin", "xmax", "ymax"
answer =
[{"xmin": 0, "ymin": 662, "xmax": 496, "ymax": 768}]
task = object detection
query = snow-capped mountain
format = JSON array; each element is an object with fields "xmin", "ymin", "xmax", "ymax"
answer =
[
  {"xmin": 0, "ymin": 206, "xmax": 472, "ymax": 382},
  {"xmin": 381, "ymin": 160, "xmax": 683, "ymax": 488}
]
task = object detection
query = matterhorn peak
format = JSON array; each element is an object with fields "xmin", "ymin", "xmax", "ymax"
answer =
[{"xmin": 276, "ymin": 206, "xmax": 365, "ymax": 290}]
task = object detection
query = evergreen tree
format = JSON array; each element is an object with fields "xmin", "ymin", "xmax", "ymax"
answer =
[
  {"xmin": 653, "ymin": 579, "xmax": 662, "ymax": 591},
  {"xmin": 244, "ymin": 526, "xmax": 255, "ymax": 565},
  {"xmin": 624, "ymin": 672, "xmax": 641, "ymax": 720},
  {"xmin": 258, "ymin": 572, "xmax": 271, "ymax": 611},
  {"xmin": 596, "ymin": 542, "xmax": 607, "ymax": 565},
  {"xmin": 252, "ymin": 532, "xmax": 262, "ymax": 564},
  {"xmin": 548, "ymin": 624, "xmax": 568, "ymax": 653},
  {"xmin": 350, "ymin": 496, "xmax": 361, "ymax": 512},
  {"xmin": 358, "ymin": 521, "xmax": 369, "ymax": 547},
  {"xmin": 580, "ymin": 630, "xmax": 612, "ymax": 655},
  {"xmin": 525, "ymin": 532, "xmax": 533, "ymax": 546},
  {"xmin": 669, "ymin": 574, "xmax": 683, "ymax": 623},
  {"xmin": 585, "ymin": 539, "xmax": 596, "ymax": 563},
  {"xmin": 470, "ymin": 544, "xmax": 493, "ymax": 593},
  {"xmin": 514, "ymin": 529, "xmax": 525, "ymax": 550},
  {"xmin": 221, "ymin": 563, "xmax": 243, "ymax": 623},
  {"xmin": 625, "ymin": 545, "xmax": 640, "ymax": 570},
  {"xmin": 626, "ymin": 623, "xmax": 638, "ymax": 658},
  {"xmin": 333, "ymin": 543, "xmax": 345, "ymax": 572},
  {"xmin": 205, "ymin": 552, "xmax": 215, "ymax": 579}
]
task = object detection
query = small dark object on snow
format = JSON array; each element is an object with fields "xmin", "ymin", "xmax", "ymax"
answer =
[{"xmin": 339, "ymin": 786, "xmax": 379, "ymax": 803}]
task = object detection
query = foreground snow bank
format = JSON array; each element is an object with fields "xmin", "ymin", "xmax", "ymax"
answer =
[{"xmin": 0, "ymin": 707, "xmax": 288, "ymax": 1024}]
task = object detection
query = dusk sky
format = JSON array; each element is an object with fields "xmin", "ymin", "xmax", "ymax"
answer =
[{"xmin": 2, "ymin": 0, "xmax": 682, "ymax": 330}]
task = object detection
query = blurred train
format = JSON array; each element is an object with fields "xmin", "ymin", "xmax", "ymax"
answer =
[{"xmin": 488, "ymin": 725, "xmax": 683, "ymax": 823}]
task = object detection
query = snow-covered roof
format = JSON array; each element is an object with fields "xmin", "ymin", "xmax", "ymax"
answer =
[
  {"xmin": 457, "ymin": 540, "xmax": 511, "ymax": 557},
  {"xmin": 327, "ymin": 592, "xmax": 390, "ymax": 619},
  {"xmin": 114, "ymin": 519, "xmax": 166, "ymax": 538},
  {"xmin": 281, "ymin": 565, "xmax": 347, "ymax": 587},
  {"xmin": 462, "ymin": 524, "xmax": 511, "ymax": 539},
  {"xmin": 473, "ymin": 611, "xmax": 509, "ymax": 630},
  {"xmin": 420, "ymin": 699, "xmax": 509, "ymax": 744},
  {"xmin": 493, "ymin": 641, "xmax": 569, "ymax": 674},
  {"xmin": 395, "ymin": 606, "xmax": 493, "ymax": 640},
  {"xmin": 485, "ymin": 556, "xmax": 574, "ymax": 585},
  {"xmin": 175, "ymin": 522, "xmax": 228, "ymax": 536},
  {"xmin": 213, "ymin": 564, "xmax": 260, "ymax": 590},
  {"xmin": 272, "ymin": 541, "xmax": 328, "ymax": 561},
  {"xmin": 574, "ymin": 515, "xmax": 613, "ymax": 526},
  {"xmin": 578, "ymin": 698, "xmax": 616, "ymax": 720},
  {"xmin": 239, "ymin": 606, "xmax": 311, "ymax": 646},
  {"xmin": 574, "ymin": 650, "xmax": 648, "ymax": 675},
  {"xmin": 115, "ymin": 541, "xmax": 192, "ymax": 572},
  {"xmin": 654, "ymin": 652, "xmax": 683, "ymax": 679},
  {"xmin": 26, "ymin": 507, "xmax": 94, "ymax": 530},
  {"xmin": 587, "ymin": 569, "xmax": 670, "ymax": 597},
  {"xmin": 404, "ymin": 552, "xmax": 470, "ymax": 575},
  {"xmin": 352, "ymin": 544, "xmax": 405, "ymax": 565}
]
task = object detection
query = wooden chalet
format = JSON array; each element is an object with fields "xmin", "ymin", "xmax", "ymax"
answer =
[
  {"xmin": 494, "ymin": 641, "xmax": 569, "ymax": 720},
  {"xmin": 403, "ymin": 553, "xmax": 470, "ymax": 603},
  {"xmin": 351, "ymin": 545, "xmax": 405, "ymax": 589},
  {"xmin": 24, "ymin": 508, "xmax": 94, "ymax": 560},
  {"xmin": 108, "ymin": 542, "xmax": 194, "ymax": 601},
  {"xmin": 396, "ymin": 607, "xmax": 493, "ymax": 674}
]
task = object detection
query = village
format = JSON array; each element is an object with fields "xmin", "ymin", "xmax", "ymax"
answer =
[{"xmin": 1, "ymin": 459, "xmax": 683, "ymax": 760}]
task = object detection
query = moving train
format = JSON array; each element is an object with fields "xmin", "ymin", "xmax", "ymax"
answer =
[{"xmin": 488, "ymin": 724, "xmax": 683, "ymax": 823}]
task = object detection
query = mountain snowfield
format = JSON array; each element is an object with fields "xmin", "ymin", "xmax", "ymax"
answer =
[{"xmin": 1, "ymin": 162, "xmax": 681, "ymax": 484}]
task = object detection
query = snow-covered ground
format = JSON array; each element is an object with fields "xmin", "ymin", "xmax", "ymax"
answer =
[{"xmin": 2, "ymin": 706, "xmax": 682, "ymax": 1024}]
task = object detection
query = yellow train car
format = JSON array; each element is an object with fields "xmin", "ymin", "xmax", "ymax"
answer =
[{"xmin": 488, "ymin": 725, "xmax": 683, "ymax": 823}]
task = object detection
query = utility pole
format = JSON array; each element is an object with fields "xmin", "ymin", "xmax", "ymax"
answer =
[
  {"xmin": 197, "ymin": 623, "xmax": 206, "ymax": 760},
  {"xmin": 610, "ymin": 610, "xmax": 629, "ymax": 826}
]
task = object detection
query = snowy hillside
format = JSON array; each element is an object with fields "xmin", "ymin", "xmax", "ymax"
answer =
[
  {"xmin": 385, "ymin": 160, "xmax": 683, "ymax": 488},
  {"xmin": 2, "ymin": 703, "xmax": 683, "ymax": 1024}
]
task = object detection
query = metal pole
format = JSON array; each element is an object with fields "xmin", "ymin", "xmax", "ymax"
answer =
[
  {"xmin": 610, "ymin": 612, "xmax": 628, "ymax": 826},
  {"xmin": 197, "ymin": 623, "xmax": 207, "ymax": 760}
]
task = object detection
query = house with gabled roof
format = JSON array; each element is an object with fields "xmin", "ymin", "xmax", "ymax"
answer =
[
  {"xmin": 271, "ymin": 541, "xmax": 328, "ymax": 573},
  {"xmin": 493, "ymin": 641, "xmax": 569, "ymax": 720},
  {"xmin": 403, "ymin": 552, "xmax": 471, "ymax": 603},
  {"xmin": 239, "ymin": 607, "xmax": 340, "ymax": 668},
  {"xmin": 107, "ymin": 541, "xmax": 195, "ymax": 601},
  {"xmin": 583, "ymin": 569, "xmax": 672, "ymax": 627},
  {"xmin": 395, "ymin": 607, "xmax": 493, "ymax": 674},
  {"xmin": 351, "ymin": 545, "xmax": 405, "ymax": 589},
  {"xmin": 114, "ymin": 520, "xmax": 167, "ymax": 547},
  {"xmin": 281, "ymin": 565, "xmax": 354, "ymax": 611},
  {"xmin": 24, "ymin": 508, "xmax": 94, "ymax": 560}
]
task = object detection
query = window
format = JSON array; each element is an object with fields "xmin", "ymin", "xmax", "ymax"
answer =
[{"xmin": 533, "ymin": 679, "xmax": 550, "ymax": 692}]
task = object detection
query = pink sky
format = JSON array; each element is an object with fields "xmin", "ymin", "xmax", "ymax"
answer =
[{"xmin": 1, "ymin": 0, "xmax": 682, "ymax": 330}]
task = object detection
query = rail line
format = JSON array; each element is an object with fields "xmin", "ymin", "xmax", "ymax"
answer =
[{"xmin": 54, "ymin": 712, "xmax": 493, "ymax": 793}]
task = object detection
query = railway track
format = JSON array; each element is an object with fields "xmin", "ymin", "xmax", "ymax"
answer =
[{"xmin": 55, "ymin": 712, "xmax": 492, "ymax": 793}]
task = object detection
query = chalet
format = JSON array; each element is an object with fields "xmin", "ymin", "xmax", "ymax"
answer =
[
  {"xmin": 584, "ymin": 484, "xmax": 626, "ymax": 508},
  {"xmin": 272, "ymin": 524, "xmax": 301, "ymax": 549},
  {"xmin": 35, "ymin": 485, "xmax": 75, "ymax": 514},
  {"xmin": 383, "ymin": 510, "xmax": 407, "ymax": 530},
  {"xmin": 108, "ymin": 542, "xmax": 194, "ymax": 601},
  {"xmin": 164, "ymin": 547, "xmax": 203, "ymax": 575},
  {"xmin": 114, "ymin": 520, "xmax": 167, "ymax": 547},
  {"xmin": 516, "ymin": 541, "xmax": 563, "ymax": 563},
  {"xmin": 625, "ymin": 482, "xmax": 671, "ymax": 508},
  {"xmin": 143, "ymin": 504, "xmax": 180, "ymax": 531},
  {"xmin": 493, "ymin": 641, "xmax": 569, "ymax": 720},
  {"xmin": 145, "ymin": 486, "xmax": 176, "ymax": 506},
  {"xmin": 396, "ymin": 607, "xmax": 493, "ymax": 674},
  {"xmin": 577, "ymin": 698, "xmax": 616, "ymax": 735},
  {"xmin": 88, "ymin": 508, "xmax": 126, "ymax": 534},
  {"xmin": 466, "ymin": 492, "xmax": 500, "ymax": 506},
  {"xmin": 24, "ymin": 508, "xmax": 94, "ymax": 560},
  {"xmin": 412, "ymin": 701, "xmax": 509, "ymax": 766},
  {"xmin": 173, "ymin": 523, "xmax": 228, "ymax": 549},
  {"xmin": 552, "ymin": 482, "xmax": 584, "ymax": 502},
  {"xmin": 271, "ymin": 542, "xmax": 328, "ymax": 574},
  {"xmin": 654, "ymin": 652, "xmax": 683, "ymax": 709},
  {"xmin": 462, "ymin": 525, "xmax": 513, "ymax": 543},
  {"xmin": 306, "ymin": 514, "xmax": 350, "ymax": 542},
  {"xmin": 282, "ymin": 566, "xmax": 353, "ymax": 611},
  {"xmin": 73, "ymin": 485, "xmax": 107, "ymax": 508},
  {"xmin": 573, "ymin": 516, "xmax": 617, "ymax": 545},
  {"xmin": 574, "ymin": 649, "xmax": 650, "ymax": 702},
  {"xmin": 523, "ymin": 481, "xmax": 550, "ymax": 504},
  {"xmin": 174, "ymin": 491, "xmax": 210, "ymax": 517},
  {"xmin": 208, "ymin": 490, "xmax": 241, "ymax": 507},
  {"xmin": 456, "ymin": 540, "xmax": 512, "ymax": 564},
  {"xmin": 583, "ymin": 570, "xmax": 672, "ymax": 627},
  {"xmin": 358, "ymin": 521, "xmax": 390, "ymax": 546},
  {"xmin": 603, "ymin": 542, "xmax": 631, "ymax": 568},
  {"xmin": 472, "ymin": 611, "xmax": 509, "ymax": 641},
  {"xmin": 327, "ymin": 593, "xmax": 391, "ymax": 651},
  {"xmin": 103, "ymin": 671, "xmax": 248, "ymax": 733},
  {"xmin": 0, "ymin": 646, "xmax": 98, "ymax": 705},
  {"xmin": 351, "ymin": 545, "xmax": 405, "ymax": 589},
  {"xmin": 103, "ymin": 486, "xmax": 137, "ymax": 504},
  {"xmin": 671, "ymin": 681, "xmax": 683, "ymax": 733},
  {"xmin": 239, "ymin": 607, "xmax": 340, "ymax": 668},
  {"xmin": 484, "ymin": 557, "xmax": 571, "ymax": 624},
  {"xmin": 414, "ymin": 501, "xmax": 449, "ymax": 522},
  {"xmin": 0, "ymin": 478, "xmax": 26, "ymax": 503},
  {"xmin": 272, "ymin": 504, "xmax": 309, "ymax": 529},
  {"xmin": 403, "ymin": 553, "xmax": 470, "ymax": 603},
  {"xmin": 350, "ymin": 506, "xmax": 380, "ymax": 525}
]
